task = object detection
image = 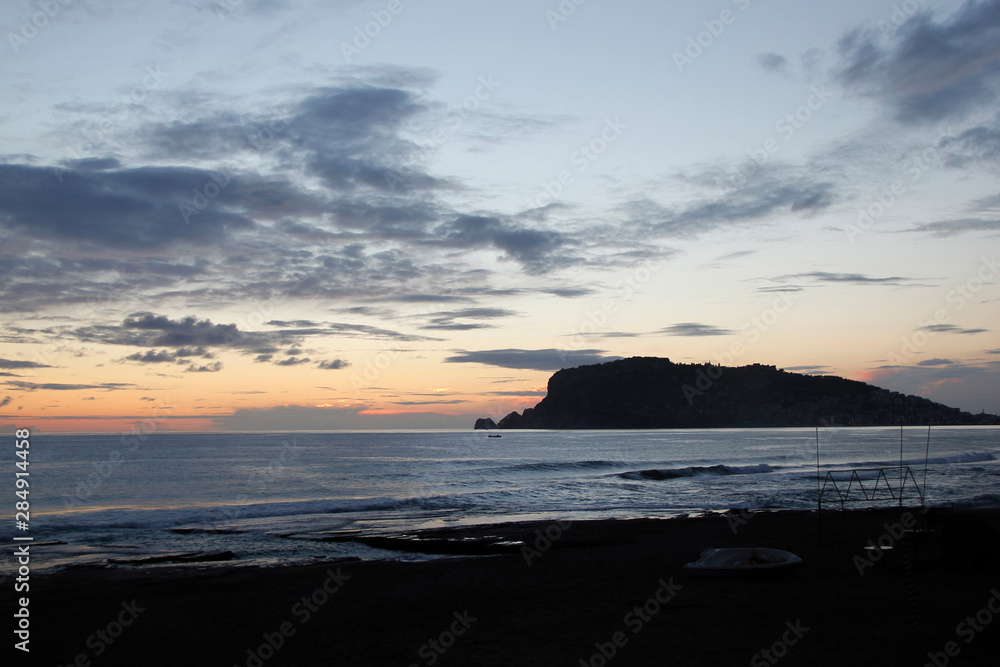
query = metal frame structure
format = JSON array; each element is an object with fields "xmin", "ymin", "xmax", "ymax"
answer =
[
  {"xmin": 814, "ymin": 426, "xmax": 932, "ymax": 546},
  {"xmin": 819, "ymin": 465, "xmax": 925, "ymax": 510}
]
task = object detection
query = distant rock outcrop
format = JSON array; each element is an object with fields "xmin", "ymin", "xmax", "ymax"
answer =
[
  {"xmin": 496, "ymin": 409, "xmax": 535, "ymax": 429},
  {"xmin": 473, "ymin": 417, "xmax": 497, "ymax": 430},
  {"xmin": 474, "ymin": 357, "xmax": 993, "ymax": 429}
]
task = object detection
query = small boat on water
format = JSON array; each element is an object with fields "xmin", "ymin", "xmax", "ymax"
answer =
[
  {"xmin": 487, "ymin": 434, "xmax": 502, "ymax": 438},
  {"xmin": 683, "ymin": 547, "xmax": 802, "ymax": 577}
]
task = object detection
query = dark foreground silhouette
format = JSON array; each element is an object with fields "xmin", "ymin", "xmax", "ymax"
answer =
[{"xmin": 15, "ymin": 507, "xmax": 1000, "ymax": 666}]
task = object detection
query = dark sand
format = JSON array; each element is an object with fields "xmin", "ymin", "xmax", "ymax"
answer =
[{"xmin": 12, "ymin": 508, "xmax": 1000, "ymax": 666}]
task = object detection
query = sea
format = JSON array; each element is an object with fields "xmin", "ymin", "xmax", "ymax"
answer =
[{"xmin": 5, "ymin": 426, "xmax": 999, "ymax": 576}]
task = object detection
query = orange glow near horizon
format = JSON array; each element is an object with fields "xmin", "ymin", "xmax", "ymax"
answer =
[
  {"xmin": 5, "ymin": 417, "xmax": 218, "ymax": 435},
  {"xmin": 4, "ymin": 319, "xmax": 996, "ymax": 433}
]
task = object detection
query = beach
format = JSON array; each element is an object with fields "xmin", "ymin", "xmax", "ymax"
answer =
[{"xmin": 17, "ymin": 507, "xmax": 1000, "ymax": 666}]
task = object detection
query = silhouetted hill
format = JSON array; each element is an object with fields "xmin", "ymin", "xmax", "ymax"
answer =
[{"xmin": 482, "ymin": 357, "xmax": 995, "ymax": 429}]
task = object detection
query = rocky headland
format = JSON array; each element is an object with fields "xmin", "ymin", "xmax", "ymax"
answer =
[{"xmin": 476, "ymin": 357, "xmax": 997, "ymax": 429}]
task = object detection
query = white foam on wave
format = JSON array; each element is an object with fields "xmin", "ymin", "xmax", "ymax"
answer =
[
  {"xmin": 27, "ymin": 495, "xmax": 455, "ymax": 533},
  {"xmin": 930, "ymin": 451, "xmax": 998, "ymax": 464},
  {"xmin": 618, "ymin": 463, "xmax": 776, "ymax": 481}
]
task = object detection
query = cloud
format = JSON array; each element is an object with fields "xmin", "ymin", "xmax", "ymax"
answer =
[
  {"xmin": 969, "ymin": 193, "xmax": 1000, "ymax": 212},
  {"xmin": 366, "ymin": 294, "xmax": 474, "ymax": 304},
  {"xmin": 129, "ymin": 350, "xmax": 180, "ymax": 363},
  {"xmin": 917, "ymin": 324, "xmax": 988, "ymax": 335},
  {"xmin": 296, "ymin": 87, "xmax": 446, "ymax": 193},
  {"xmin": 542, "ymin": 286, "xmax": 597, "ymax": 298},
  {"xmin": 832, "ymin": 0, "xmax": 1000, "ymax": 124},
  {"xmin": 322, "ymin": 199, "xmax": 440, "ymax": 239},
  {"xmin": 124, "ymin": 317, "xmax": 224, "ymax": 349},
  {"xmin": 860, "ymin": 359, "xmax": 1000, "ymax": 413},
  {"xmin": 903, "ymin": 218, "xmax": 1000, "ymax": 237},
  {"xmin": 66, "ymin": 157, "xmax": 122, "ymax": 171},
  {"xmin": 939, "ymin": 120, "xmax": 1000, "ymax": 169},
  {"xmin": 274, "ymin": 356, "xmax": 311, "ymax": 366},
  {"xmin": 716, "ymin": 250, "xmax": 757, "ymax": 262},
  {"xmin": 916, "ymin": 358, "xmax": 954, "ymax": 366},
  {"xmin": 757, "ymin": 53, "xmax": 789, "ymax": 73},
  {"xmin": 140, "ymin": 84, "xmax": 446, "ymax": 194},
  {"xmin": 620, "ymin": 167, "xmax": 837, "ymax": 239},
  {"xmin": 317, "ymin": 359, "xmax": 350, "ymax": 370},
  {"xmin": 62, "ymin": 313, "xmax": 334, "ymax": 371},
  {"xmin": 185, "ymin": 362, "xmax": 223, "ymax": 373},
  {"xmin": 0, "ymin": 396, "xmax": 11, "ymax": 408},
  {"xmin": 588, "ymin": 331, "xmax": 643, "ymax": 339},
  {"xmin": 5, "ymin": 381, "xmax": 137, "ymax": 391},
  {"xmin": 267, "ymin": 320, "xmax": 439, "ymax": 342},
  {"xmin": 0, "ymin": 164, "xmax": 324, "ymax": 249},
  {"xmin": 1, "ymin": 73, "xmax": 627, "ymax": 330},
  {"xmin": 0, "ymin": 255, "xmax": 217, "ymax": 314},
  {"xmin": 901, "ymin": 183, "xmax": 1000, "ymax": 235},
  {"xmin": 0, "ymin": 77, "xmax": 581, "ymax": 330},
  {"xmin": 420, "ymin": 322, "xmax": 492, "ymax": 332},
  {"xmin": 125, "ymin": 313, "xmax": 242, "ymax": 345},
  {"xmin": 420, "ymin": 307, "xmax": 518, "ymax": 331},
  {"xmin": 757, "ymin": 286, "xmax": 805, "ymax": 293},
  {"xmin": 0, "ymin": 358, "xmax": 52, "ymax": 369},
  {"xmin": 432, "ymin": 215, "xmax": 574, "ymax": 274},
  {"xmin": 660, "ymin": 323, "xmax": 735, "ymax": 337},
  {"xmin": 185, "ymin": 0, "xmax": 305, "ymax": 18},
  {"xmin": 123, "ymin": 347, "xmax": 213, "ymax": 364},
  {"xmin": 74, "ymin": 313, "xmax": 283, "ymax": 351},
  {"xmin": 444, "ymin": 348, "xmax": 619, "ymax": 371},
  {"xmin": 775, "ymin": 272, "xmax": 909, "ymax": 285}
]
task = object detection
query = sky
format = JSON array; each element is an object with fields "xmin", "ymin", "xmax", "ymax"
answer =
[{"xmin": 1, "ymin": 0, "xmax": 998, "ymax": 433}]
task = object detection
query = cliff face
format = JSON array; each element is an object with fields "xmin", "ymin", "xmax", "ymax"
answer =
[{"xmin": 486, "ymin": 357, "xmax": 990, "ymax": 429}]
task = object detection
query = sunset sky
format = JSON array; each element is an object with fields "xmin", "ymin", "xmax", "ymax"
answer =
[{"xmin": 1, "ymin": 0, "xmax": 998, "ymax": 433}]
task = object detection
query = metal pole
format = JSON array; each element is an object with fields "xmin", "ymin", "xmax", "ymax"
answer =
[
  {"xmin": 899, "ymin": 423, "xmax": 904, "ymax": 508},
  {"xmin": 816, "ymin": 427, "xmax": 822, "ymax": 544},
  {"xmin": 922, "ymin": 425, "xmax": 931, "ymax": 508}
]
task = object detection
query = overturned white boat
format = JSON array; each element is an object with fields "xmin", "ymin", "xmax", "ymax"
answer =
[{"xmin": 683, "ymin": 547, "xmax": 802, "ymax": 577}]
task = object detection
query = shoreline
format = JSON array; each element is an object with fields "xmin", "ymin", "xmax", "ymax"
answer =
[
  {"xmin": 11, "ymin": 507, "xmax": 1000, "ymax": 666},
  {"xmin": 19, "ymin": 423, "xmax": 1000, "ymax": 437}
]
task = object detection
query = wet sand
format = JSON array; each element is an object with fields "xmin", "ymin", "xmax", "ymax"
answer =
[{"xmin": 14, "ymin": 507, "xmax": 1000, "ymax": 666}]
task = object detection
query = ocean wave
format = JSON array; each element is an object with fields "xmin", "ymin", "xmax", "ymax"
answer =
[
  {"xmin": 497, "ymin": 460, "xmax": 630, "ymax": 474},
  {"xmin": 842, "ymin": 451, "xmax": 997, "ymax": 469},
  {"xmin": 928, "ymin": 451, "xmax": 998, "ymax": 465},
  {"xmin": 618, "ymin": 463, "xmax": 776, "ymax": 481},
  {"xmin": 29, "ymin": 495, "xmax": 458, "ymax": 532}
]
